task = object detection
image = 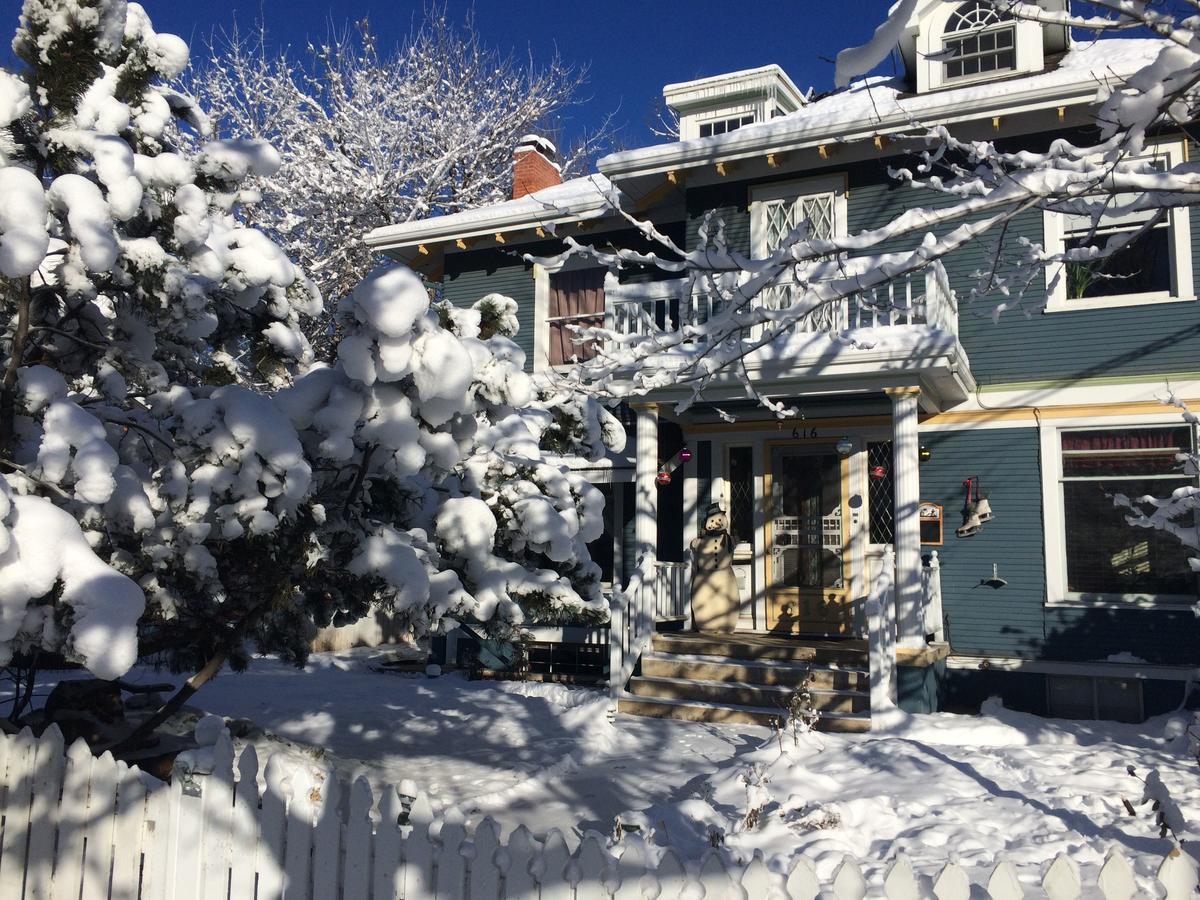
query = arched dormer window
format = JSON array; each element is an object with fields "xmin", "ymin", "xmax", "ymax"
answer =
[{"xmin": 942, "ymin": 1, "xmax": 1017, "ymax": 82}]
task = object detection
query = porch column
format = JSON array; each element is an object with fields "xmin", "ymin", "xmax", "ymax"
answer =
[
  {"xmin": 632, "ymin": 402, "xmax": 659, "ymax": 574},
  {"xmin": 886, "ymin": 386, "xmax": 924, "ymax": 648}
]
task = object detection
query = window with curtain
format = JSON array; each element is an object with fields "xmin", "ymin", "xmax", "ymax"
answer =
[
  {"xmin": 547, "ymin": 268, "xmax": 606, "ymax": 365},
  {"xmin": 1059, "ymin": 425, "xmax": 1197, "ymax": 599}
]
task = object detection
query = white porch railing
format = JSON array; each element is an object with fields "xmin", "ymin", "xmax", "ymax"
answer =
[
  {"xmin": 605, "ymin": 260, "xmax": 958, "ymax": 348},
  {"xmin": 653, "ymin": 561, "xmax": 688, "ymax": 620},
  {"xmin": 608, "ymin": 555, "xmax": 656, "ymax": 702}
]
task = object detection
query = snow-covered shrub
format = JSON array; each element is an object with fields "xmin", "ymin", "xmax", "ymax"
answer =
[{"xmin": 0, "ymin": 1, "xmax": 620, "ymax": 719}]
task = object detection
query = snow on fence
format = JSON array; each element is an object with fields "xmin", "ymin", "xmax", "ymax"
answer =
[{"xmin": 1, "ymin": 724, "xmax": 1197, "ymax": 899}]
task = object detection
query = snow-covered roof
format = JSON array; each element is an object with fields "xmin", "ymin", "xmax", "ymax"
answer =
[
  {"xmin": 367, "ymin": 38, "xmax": 1165, "ymax": 254},
  {"xmin": 600, "ymin": 38, "xmax": 1166, "ymax": 179},
  {"xmin": 364, "ymin": 174, "xmax": 619, "ymax": 252},
  {"xmin": 662, "ymin": 64, "xmax": 807, "ymax": 113}
]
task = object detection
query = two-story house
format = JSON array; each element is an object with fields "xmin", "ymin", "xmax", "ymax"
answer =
[{"xmin": 365, "ymin": 0, "xmax": 1200, "ymax": 730}]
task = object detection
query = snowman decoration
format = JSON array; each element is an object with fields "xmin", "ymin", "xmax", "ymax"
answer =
[{"xmin": 690, "ymin": 504, "xmax": 740, "ymax": 633}]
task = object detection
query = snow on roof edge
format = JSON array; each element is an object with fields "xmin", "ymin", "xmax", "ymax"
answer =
[
  {"xmin": 601, "ymin": 37, "xmax": 1167, "ymax": 178},
  {"xmin": 364, "ymin": 174, "xmax": 618, "ymax": 251}
]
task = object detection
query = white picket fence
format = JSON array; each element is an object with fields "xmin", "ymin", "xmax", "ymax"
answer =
[{"xmin": 0, "ymin": 725, "xmax": 1197, "ymax": 899}]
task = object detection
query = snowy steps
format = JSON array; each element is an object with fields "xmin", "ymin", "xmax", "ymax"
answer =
[{"xmin": 618, "ymin": 632, "xmax": 872, "ymax": 731}]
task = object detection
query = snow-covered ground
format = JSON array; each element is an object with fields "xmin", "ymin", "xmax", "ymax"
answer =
[{"xmin": 13, "ymin": 648, "xmax": 1198, "ymax": 884}]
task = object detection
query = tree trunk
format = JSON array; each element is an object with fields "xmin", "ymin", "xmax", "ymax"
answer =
[
  {"xmin": 0, "ymin": 277, "xmax": 31, "ymax": 450},
  {"xmin": 107, "ymin": 651, "xmax": 227, "ymax": 753}
]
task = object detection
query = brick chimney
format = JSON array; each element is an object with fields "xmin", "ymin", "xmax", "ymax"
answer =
[{"xmin": 512, "ymin": 134, "xmax": 561, "ymax": 199}]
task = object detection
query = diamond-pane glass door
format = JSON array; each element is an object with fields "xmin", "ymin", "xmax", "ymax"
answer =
[{"xmin": 766, "ymin": 446, "xmax": 852, "ymax": 635}]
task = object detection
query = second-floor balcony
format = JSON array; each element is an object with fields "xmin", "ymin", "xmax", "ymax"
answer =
[{"xmin": 591, "ymin": 262, "xmax": 973, "ymax": 407}]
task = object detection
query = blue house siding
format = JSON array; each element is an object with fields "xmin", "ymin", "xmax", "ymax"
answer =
[
  {"xmin": 920, "ymin": 424, "xmax": 1200, "ymax": 667},
  {"xmin": 682, "ymin": 161, "xmax": 1200, "ymax": 389},
  {"xmin": 918, "ymin": 427, "xmax": 1047, "ymax": 657}
]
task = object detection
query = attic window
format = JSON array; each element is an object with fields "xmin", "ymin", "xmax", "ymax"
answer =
[
  {"xmin": 699, "ymin": 114, "xmax": 755, "ymax": 138},
  {"xmin": 942, "ymin": 1, "xmax": 1016, "ymax": 81}
]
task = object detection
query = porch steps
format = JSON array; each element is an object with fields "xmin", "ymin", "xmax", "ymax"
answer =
[
  {"xmin": 617, "ymin": 695, "xmax": 872, "ymax": 732},
  {"xmin": 616, "ymin": 632, "xmax": 873, "ymax": 732},
  {"xmin": 640, "ymin": 651, "xmax": 869, "ymax": 691}
]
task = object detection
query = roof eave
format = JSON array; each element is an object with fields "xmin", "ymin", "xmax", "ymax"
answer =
[{"xmin": 599, "ymin": 78, "xmax": 1106, "ymax": 180}]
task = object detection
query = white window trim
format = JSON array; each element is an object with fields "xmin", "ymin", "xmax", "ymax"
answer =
[
  {"xmin": 749, "ymin": 174, "xmax": 848, "ymax": 259},
  {"xmin": 1043, "ymin": 139, "xmax": 1194, "ymax": 313},
  {"xmin": 941, "ymin": 20, "xmax": 1018, "ymax": 87},
  {"xmin": 1040, "ymin": 415, "xmax": 1199, "ymax": 610}
]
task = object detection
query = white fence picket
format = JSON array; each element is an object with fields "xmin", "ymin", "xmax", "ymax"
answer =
[
  {"xmin": 0, "ymin": 729, "xmax": 36, "ymax": 897},
  {"xmin": 200, "ymin": 733, "xmax": 235, "ymax": 900},
  {"xmin": 282, "ymin": 765, "xmax": 317, "ymax": 900},
  {"xmin": 0, "ymin": 728, "xmax": 1197, "ymax": 900},
  {"xmin": 466, "ymin": 817, "xmax": 503, "ymax": 900},
  {"xmin": 372, "ymin": 786, "xmax": 403, "ymax": 900},
  {"xmin": 341, "ymin": 777, "xmax": 373, "ymax": 900},
  {"xmin": 23, "ymin": 725, "xmax": 65, "ymax": 900},
  {"xmin": 258, "ymin": 755, "xmax": 290, "ymax": 900},
  {"xmin": 402, "ymin": 792, "xmax": 435, "ymax": 899},
  {"xmin": 311, "ymin": 770, "xmax": 341, "ymax": 900},
  {"xmin": 503, "ymin": 825, "xmax": 539, "ymax": 899},
  {"xmin": 433, "ymin": 823, "xmax": 466, "ymax": 898},
  {"xmin": 110, "ymin": 763, "xmax": 147, "ymax": 900},
  {"xmin": 49, "ymin": 738, "xmax": 93, "ymax": 900},
  {"xmin": 79, "ymin": 750, "xmax": 119, "ymax": 900},
  {"xmin": 229, "ymin": 746, "xmax": 261, "ymax": 900}
]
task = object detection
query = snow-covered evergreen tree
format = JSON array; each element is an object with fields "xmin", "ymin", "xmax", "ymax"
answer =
[{"xmin": 0, "ymin": 0, "xmax": 621, "ymax": 729}]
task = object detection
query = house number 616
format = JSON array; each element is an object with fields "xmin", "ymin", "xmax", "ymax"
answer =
[{"xmin": 792, "ymin": 427, "xmax": 818, "ymax": 439}]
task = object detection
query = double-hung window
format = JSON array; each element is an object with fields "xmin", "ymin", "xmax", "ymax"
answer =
[
  {"xmin": 1044, "ymin": 140, "xmax": 1193, "ymax": 311},
  {"xmin": 1045, "ymin": 423, "xmax": 1198, "ymax": 606}
]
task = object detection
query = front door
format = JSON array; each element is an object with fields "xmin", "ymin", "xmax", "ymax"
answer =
[{"xmin": 765, "ymin": 445, "xmax": 853, "ymax": 635}]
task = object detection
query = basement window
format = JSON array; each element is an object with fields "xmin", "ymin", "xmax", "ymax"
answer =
[{"xmin": 1046, "ymin": 675, "xmax": 1143, "ymax": 723}]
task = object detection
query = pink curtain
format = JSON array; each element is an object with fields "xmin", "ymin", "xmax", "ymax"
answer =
[{"xmin": 1061, "ymin": 428, "xmax": 1189, "ymax": 453}]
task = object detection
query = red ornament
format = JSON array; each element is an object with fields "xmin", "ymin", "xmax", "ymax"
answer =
[
  {"xmin": 870, "ymin": 465, "xmax": 888, "ymax": 481},
  {"xmin": 656, "ymin": 469, "xmax": 672, "ymax": 486},
  {"xmin": 678, "ymin": 447, "xmax": 693, "ymax": 463}
]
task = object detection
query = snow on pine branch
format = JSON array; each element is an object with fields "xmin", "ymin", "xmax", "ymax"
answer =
[{"xmin": 0, "ymin": 0, "xmax": 622, "ymax": 685}]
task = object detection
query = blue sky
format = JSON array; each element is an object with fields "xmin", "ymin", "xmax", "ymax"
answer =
[{"xmin": 135, "ymin": 0, "xmax": 903, "ymax": 150}]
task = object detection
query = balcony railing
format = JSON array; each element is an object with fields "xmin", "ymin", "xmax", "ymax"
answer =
[{"xmin": 604, "ymin": 262, "xmax": 958, "ymax": 350}]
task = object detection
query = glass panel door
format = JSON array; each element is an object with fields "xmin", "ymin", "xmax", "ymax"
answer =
[{"xmin": 767, "ymin": 446, "xmax": 852, "ymax": 635}]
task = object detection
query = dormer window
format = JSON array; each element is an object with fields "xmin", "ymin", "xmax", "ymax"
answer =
[
  {"xmin": 699, "ymin": 114, "xmax": 755, "ymax": 138},
  {"xmin": 942, "ymin": 2, "xmax": 1017, "ymax": 82}
]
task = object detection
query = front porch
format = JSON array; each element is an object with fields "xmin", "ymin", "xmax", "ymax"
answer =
[{"xmin": 607, "ymin": 387, "xmax": 954, "ymax": 730}]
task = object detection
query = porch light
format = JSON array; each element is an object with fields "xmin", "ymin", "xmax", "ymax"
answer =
[
  {"xmin": 919, "ymin": 445, "xmax": 932, "ymax": 463},
  {"xmin": 836, "ymin": 436, "xmax": 854, "ymax": 457},
  {"xmin": 678, "ymin": 446, "xmax": 693, "ymax": 463},
  {"xmin": 656, "ymin": 468, "xmax": 672, "ymax": 487}
]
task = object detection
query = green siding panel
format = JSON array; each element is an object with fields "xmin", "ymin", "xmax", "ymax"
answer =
[{"xmin": 443, "ymin": 248, "xmax": 537, "ymax": 370}]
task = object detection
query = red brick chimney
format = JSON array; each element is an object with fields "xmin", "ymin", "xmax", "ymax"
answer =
[{"xmin": 512, "ymin": 134, "xmax": 561, "ymax": 199}]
